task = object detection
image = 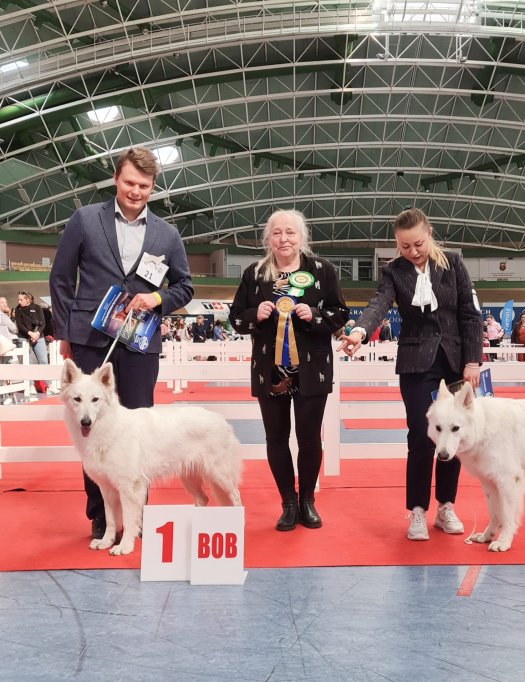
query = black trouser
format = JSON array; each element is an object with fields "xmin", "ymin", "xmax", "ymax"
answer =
[
  {"xmin": 257, "ymin": 393, "xmax": 328, "ymax": 502},
  {"xmin": 399, "ymin": 347, "xmax": 461, "ymax": 511},
  {"xmin": 71, "ymin": 343, "xmax": 159, "ymax": 520}
]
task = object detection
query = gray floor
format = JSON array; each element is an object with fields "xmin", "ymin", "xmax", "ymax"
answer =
[{"xmin": 1, "ymin": 565, "xmax": 524, "ymax": 682}]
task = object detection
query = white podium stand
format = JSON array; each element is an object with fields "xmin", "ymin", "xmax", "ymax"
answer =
[{"xmin": 140, "ymin": 505, "xmax": 247, "ymax": 585}]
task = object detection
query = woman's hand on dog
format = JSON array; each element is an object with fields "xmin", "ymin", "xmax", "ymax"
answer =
[
  {"xmin": 463, "ymin": 364, "xmax": 480, "ymax": 388},
  {"xmin": 337, "ymin": 332, "xmax": 363, "ymax": 356}
]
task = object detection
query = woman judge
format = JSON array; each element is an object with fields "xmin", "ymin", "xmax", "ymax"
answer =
[
  {"xmin": 339, "ymin": 208, "xmax": 482, "ymax": 541},
  {"xmin": 229, "ymin": 209, "xmax": 347, "ymax": 531}
]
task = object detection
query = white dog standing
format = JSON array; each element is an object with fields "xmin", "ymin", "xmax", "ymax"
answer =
[
  {"xmin": 427, "ymin": 380, "xmax": 525, "ymax": 552},
  {"xmin": 61, "ymin": 359, "xmax": 242, "ymax": 555}
]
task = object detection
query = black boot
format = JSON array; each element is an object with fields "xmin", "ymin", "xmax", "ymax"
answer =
[
  {"xmin": 299, "ymin": 499, "xmax": 322, "ymax": 529},
  {"xmin": 276, "ymin": 497, "xmax": 299, "ymax": 531}
]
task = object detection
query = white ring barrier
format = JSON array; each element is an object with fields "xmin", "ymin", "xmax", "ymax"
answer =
[{"xmin": 0, "ymin": 339, "xmax": 524, "ymax": 478}]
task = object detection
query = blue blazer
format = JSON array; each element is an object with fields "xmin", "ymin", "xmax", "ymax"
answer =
[
  {"xmin": 50, "ymin": 200, "xmax": 193, "ymax": 353},
  {"xmin": 356, "ymin": 251, "xmax": 483, "ymax": 374}
]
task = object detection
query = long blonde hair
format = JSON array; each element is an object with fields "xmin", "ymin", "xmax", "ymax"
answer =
[
  {"xmin": 255, "ymin": 209, "xmax": 314, "ymax": 281},
  {"xmin": 394, "ymin": 208, "xmax": 449, "ymax": 270}
]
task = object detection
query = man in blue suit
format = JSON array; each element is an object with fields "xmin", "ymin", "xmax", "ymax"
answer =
[{"xmin": 50, "ymin": 147, "xmax": 193, "ymax": 538}]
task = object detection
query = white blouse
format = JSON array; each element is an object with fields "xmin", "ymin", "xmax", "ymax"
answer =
[{"xmin": 411, "ymin": 263, "xmax": 438, "ymax": 312}]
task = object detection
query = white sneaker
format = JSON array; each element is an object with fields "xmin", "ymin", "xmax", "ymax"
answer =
[
  {"xmin": 29, "ymin": 385, "xmax": 37, "ymax": 395},
  {"xmin": 47, "ymin": 386, "xmax": 60, "ymax": 395},
  {"xmin": 434, "ymin": 502, "xmax": 464, "ymax": 534},
  {"xmin": 407, "ymin": 506, "xmax": 429, "ymax": 540}
]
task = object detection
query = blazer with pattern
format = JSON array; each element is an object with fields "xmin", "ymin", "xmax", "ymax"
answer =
[
  {"xmin": 229, "ymin": 254, "xmax": 348, "ymax": 397},
  {"xmin": 50, "ymin": 200, "xmax": 193, "ymax": 354},
  {"xmin": 355, "ymin": 251, "xmax": 483, "ymax": 374}
]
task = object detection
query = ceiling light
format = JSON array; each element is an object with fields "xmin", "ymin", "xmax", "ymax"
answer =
[
  {"xmin": 18, "ymin": 188, "xmax": 30, "ymax": 203},
  {"xmin": 153, "ymin": 145, "xmax": 181, "ymax": 166},
  {"xmin": 0, "ymin": 59, "xmax": 29, "ymax": 74},
  {"xmin": 73, "ymin": 198, "xmax": 82, "ymax": 209},
  {"xmin": 87, "ymin": 106, "xmax": 121, "ymax": 124}
]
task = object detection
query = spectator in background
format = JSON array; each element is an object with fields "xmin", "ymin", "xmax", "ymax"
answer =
[
  {"xmin": 485, "ymin": 314, "xmax": 504, "ymax": 350},
  {"xmin": 174, "ymin": 316, "xmax": 191, "ymax": 341},
  {"xmin": 344, "ymin": 319, "xmax": 355, "ymax": 336},
  {"xmin": 0, "ymin": 296, "xmax": 21, "ymax": 346},
  {"xmin": 211, "ymin": 320, "xmax": 227, "ymax": 341},
  {"xmin": 15, "ymin": 291, "xmax": 57, "ymax": 394},
  {"xmin": 190, "ymin": 315, "xmax": 209, "ymax": 342},
  {"xmin": 511, "ymin": 311, "xmax": 525, "ymax": 362},
  {"xmin": 161, "ymin": 317, "xmax": 174, "ymax": 341},
  {"xmin": 379, "ymin": 318, "xmax": 393, "ymax": 342}
]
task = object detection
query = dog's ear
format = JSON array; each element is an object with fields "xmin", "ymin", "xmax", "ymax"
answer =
[
  {"xmin": 455, "ymin": 381, "xmax": 475, "ymax": 410},
  {"xmin": 95, "ymin": 362, "xmax": 115, "ymax": 391},
  {"xmin": 61, "ymin": 358, "xmax": 82, "ymax": 387},
  {"xmin": 437, "ymin": 379, "xmax": 452, "ymax": 400}
]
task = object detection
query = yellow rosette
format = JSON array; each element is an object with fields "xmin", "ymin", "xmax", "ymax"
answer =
[{"xmin": 274, "ymin": 295, "xmax": 299, "ymax": 366}]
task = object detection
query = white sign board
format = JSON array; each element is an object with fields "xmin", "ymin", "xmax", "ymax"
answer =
[
  {"xmin": 190, "ymin": 506, "xmax": 247, "ymax": 585},
  {"xmin": 140, "ymin": 505, "xmax": 246, "ymax": 585},
  {"xmin": 140, "ymin": 505, "xmax": 194, "ymax": 582}
]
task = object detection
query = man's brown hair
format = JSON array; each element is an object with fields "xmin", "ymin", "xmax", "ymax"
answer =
[{"xmin": 115, "ymin": 147, "xmax": 159, "ymax": 181}]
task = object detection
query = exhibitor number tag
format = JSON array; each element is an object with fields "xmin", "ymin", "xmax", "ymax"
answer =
[{"xmin": 137, "ymin": 252, "xmax": 168, "ymax": 287}]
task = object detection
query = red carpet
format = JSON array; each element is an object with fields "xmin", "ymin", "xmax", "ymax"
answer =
[
  {"xmin": 2, "ymin": 383, "xmax": 524, "ymax": 571},
  {"xmin": 1, "ymin": 460, "xmax": 524, "ymax": 571}
]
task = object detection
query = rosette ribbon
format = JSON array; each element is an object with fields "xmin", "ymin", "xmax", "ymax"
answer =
[{"xmin": 274, "ymin": 295, "xmax": 299, "ymax": 366}]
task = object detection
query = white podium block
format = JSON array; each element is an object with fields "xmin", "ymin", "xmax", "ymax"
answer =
[
  {"xmin": 190, "ymin": 506, "xmax": 247, "ymax": 585},
  {"xmin": 140, "ymin": 505, "xmax": 194, "ymax": 582}
]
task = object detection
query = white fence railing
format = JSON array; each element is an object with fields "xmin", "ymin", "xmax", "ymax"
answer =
[{"xmin": 0, "ymin": 339, "xmax": 524, "ymax": 478}]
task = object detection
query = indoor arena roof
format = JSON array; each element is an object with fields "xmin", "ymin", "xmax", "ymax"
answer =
[{"xmin": 1, "ymin": 1, "xmax": 524, "ymax": 251}]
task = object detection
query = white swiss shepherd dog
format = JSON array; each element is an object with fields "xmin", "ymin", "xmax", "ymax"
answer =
[
  {"xmin": 427, "ymin": 379, "xmax": 525, "ymax": 552},
  {"xmin": 61, "ymin": 359, "xmax": 242, "ymax": 556}
]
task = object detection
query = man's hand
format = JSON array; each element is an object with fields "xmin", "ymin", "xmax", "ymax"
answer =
[
  {"xmin": 60, "ymin": 340, "xmax": 73, "ymax": 359},
  {"xmin": 126, "ymin": 293, "xmax": 159, "ymax": 313}
]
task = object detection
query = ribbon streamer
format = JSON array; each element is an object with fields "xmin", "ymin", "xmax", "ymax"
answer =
[{"xmin": 274, "ymin": 295, "xmax": 299, "ymax": 366}]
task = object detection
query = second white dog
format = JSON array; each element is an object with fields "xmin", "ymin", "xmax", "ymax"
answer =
[
  {"xmin": 61, "ymin": 359, "xmax": 242, "ymax": 555},
  {"xmin": 427, "ymin": 379, "xmax": 525, "ymax": 552}
]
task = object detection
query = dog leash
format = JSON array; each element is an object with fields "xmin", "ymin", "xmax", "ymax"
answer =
[{"xmin": 103, "ymin": 309, "xmax": 134, "ymax": 364}]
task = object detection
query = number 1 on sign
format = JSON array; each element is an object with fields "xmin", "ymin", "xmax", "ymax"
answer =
[{"xmin": 156, "ymin": 521, "xmax": 174, "ymax": 563}]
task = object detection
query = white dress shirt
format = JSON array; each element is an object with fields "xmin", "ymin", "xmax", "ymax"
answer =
[{"xmin": 114, "ymin": 199, "xmax": 147, "ymax": 275}]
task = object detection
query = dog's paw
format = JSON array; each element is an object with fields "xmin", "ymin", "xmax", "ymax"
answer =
[
  {"xmin": 488, "ymin": 540, "xmax": 511, "ymax": 552},
  {"xmin": 469, "ymin": 532, "xmax": 490, "ymax": 544},
  {"xmin": 109, "ymin": 541, "xmax": 134, "ymax": 556},
  {"xmin": 89, "ymin": 537, "xmax": 115, "ymax": 550}
]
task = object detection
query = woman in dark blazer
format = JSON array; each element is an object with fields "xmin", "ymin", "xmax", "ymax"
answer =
[
  {"xmin": 229, "ymin": 209, "xmax": 348, "ymax": 531},
  {"xmin": 339, "ymin": 208, "xmax": 483, "ymax": 542}
]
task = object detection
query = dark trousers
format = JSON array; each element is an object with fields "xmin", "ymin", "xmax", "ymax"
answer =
[
  {"xmin": 399, "ymin": 347, "xmax": 461, "ymax": 511},
  {"xmin": 71, "ymin": 342, "xmax": 159, "ymax": 520},
  {"xmin": 257, "ymin": 393, "xmax": 328, "ymax": 502}
]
